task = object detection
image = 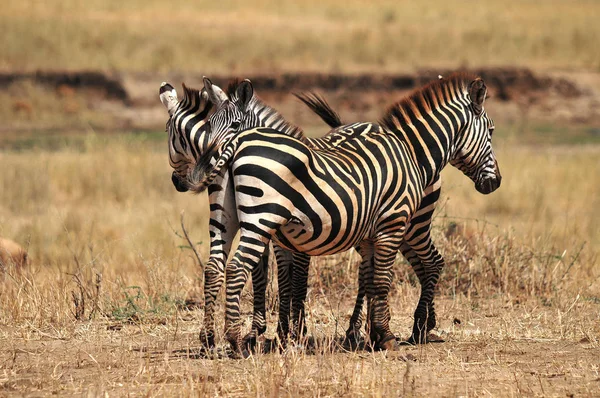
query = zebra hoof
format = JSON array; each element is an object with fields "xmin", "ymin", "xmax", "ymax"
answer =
[
  {"xmin": 378, "ymin": 335, "xmax": 398, "ymax": 351},
  {"xmin": 199, "ymin": 330, "xmax": 215, "ymax": 348},
  {"xmin": 242, "ymin": 333, "xmax": 258, "ymax": 352},
  {"xmin": 343, "ymin": 330, "xmax": 363, "ymax": 351}
]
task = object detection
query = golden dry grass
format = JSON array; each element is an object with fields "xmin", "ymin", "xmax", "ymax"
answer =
[
  {"xmin": 0, "ymin": 131, "xmax": 599, "ymax": 396},
  {"xmin": 2, "ymin": 0, "xmax": 599, "ymax": 74}
]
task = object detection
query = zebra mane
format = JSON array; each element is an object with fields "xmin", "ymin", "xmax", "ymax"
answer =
[
  {"xmin": 180, "ymin": 83, "xmax": 202, "ymax": 107},
  {"xmin": 379, "ymin": 72, "xmax": 478, "ymax": 132},
  {"xmin": 226, "ymin": 79, "xmax": 307, "ymax": 143}
]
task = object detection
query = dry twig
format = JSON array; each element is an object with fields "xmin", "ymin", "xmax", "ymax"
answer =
[{"xmin": 180, "ymin": 210, "xmax": 204, "ymax": 269}]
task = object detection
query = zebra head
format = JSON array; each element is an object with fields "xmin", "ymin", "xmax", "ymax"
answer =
[
  {"xmin": 450, "ymin": 78, "xmax": 502, "ymax": 195},
  {"xmin": 159, "ymin": 81, "xmax": 215, "ymax": 192},
  {"xmin": 165, "ymin": 77, "xmax": 255, "ymax": 194},
  {"xmin": 202, "ymin": 77, "xmax": 256, "ymax": 143}
]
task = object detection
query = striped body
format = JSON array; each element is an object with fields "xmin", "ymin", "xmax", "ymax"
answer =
[
  {"xmin": 231, "ymin": 126, "xmax": 409, "ymax": 255},
  {"xmin": 184, "ymin": 75, "xmax": 500, "ymax": 354},
  {"xmin": 205, "ymin": 125, "xmax": 426, "ymax": 351},
  {"xmin": 160, "ymin": 74, "xmax": 501, "ymax": 353}
]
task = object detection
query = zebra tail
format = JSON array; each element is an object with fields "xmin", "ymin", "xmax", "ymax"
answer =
[{"xmin": 294, "ymin": 92, "xmax": 343, "ymax": 128}]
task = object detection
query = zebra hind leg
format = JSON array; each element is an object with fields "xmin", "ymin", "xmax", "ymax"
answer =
[
  {"xmin": 344, "ymin": 243, "xmax": 373, "ymax": 350},
  {"xmin": 242, "ymin": 245, "xmax": 271, "ymax": 353},
  {"xmin": 290, "ymin": 252, "xmax": 310, "ymax": 343},
  {"xmin": 274, "ymin": 246, "xmax": 294, "ymax": 348}
]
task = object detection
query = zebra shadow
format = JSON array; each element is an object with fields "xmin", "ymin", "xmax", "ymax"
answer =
[{"xmin": 165, "ymin": 332, "xmax": 444, "ymax": 360}]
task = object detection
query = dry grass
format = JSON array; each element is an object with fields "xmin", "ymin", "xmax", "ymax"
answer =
[
  {"xmin": 0, "ymin": 131, "xmax": 599, "ymax": 395},
  {"xmin": 2, "ymin": 0, "xmax": 599, "ymax": 74}
]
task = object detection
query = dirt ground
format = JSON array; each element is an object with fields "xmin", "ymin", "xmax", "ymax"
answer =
[{"xmin": 1, "ymin": 296, "xmax": 598, "ymax": 397}]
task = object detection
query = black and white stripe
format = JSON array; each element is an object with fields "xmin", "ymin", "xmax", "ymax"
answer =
[{"xmin": 183, "ymin": 73, "xmax": 500, "ymax": 354}]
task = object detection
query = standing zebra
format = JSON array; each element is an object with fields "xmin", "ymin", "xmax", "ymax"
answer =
[
  {"xmin": 160, "ymin": 79, "xmax": 471, "ymax": 350},
  {"xmin": 160, "ymin": 80, "xmax": 344, "ymax": 347},
  {"xmin": 209, "ymin": 81, "xmax": 460, "ymax": 347},
  {"xmin": 179, "ymin": 73, "xmax": 500, "ymax": 355}
]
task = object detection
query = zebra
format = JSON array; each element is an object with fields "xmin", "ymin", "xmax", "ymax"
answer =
[
  {"xmin": 217, "ymin": 83, "xmax": 450, "ymax": 347},
  {"xmin": 160, "ymin": 80, "xmax": 346, "ymax": 348},
  {"xmin": 160, "ymin": 80, "xmax": 463, "ymax": 350},
  {"xmin": 179, "ymin": 73, "xmax": 501, "ymax": 355}
]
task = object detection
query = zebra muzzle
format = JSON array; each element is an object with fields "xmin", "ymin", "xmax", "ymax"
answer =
[
  {"xmin": 171, "ymin": 172, "xmax": 190, "ymax": 192},
  {"xmin": 476, "ymin": 176, "xmax": 501, "ymax": 194}
]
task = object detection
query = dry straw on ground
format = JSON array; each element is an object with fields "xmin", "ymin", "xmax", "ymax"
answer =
[{"xmin": 0, "ymin": 133, "xmax": 598, "ymax": 395}]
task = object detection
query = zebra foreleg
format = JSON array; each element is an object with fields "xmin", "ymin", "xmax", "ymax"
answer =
[
  {"xmin": 201, "ymin": 172, "xmax": 238, "ymax": 349},
  {"xmin": 224, "ymin": 236, "xmax": 270, "ymax": 358},
  {"xmin": 402, "ymin": 234, "xmax": 445, "ymax": 344},
  {"xmin": 402, "ymin": 177, "xmax": 443, "ymax": 344},
  {"xmin": 409, "ymin": 245, "xmax": 444, "ymax": 344},
  {"xmin": 201, "ymin": 259, "xmax": 226, "ymax": 348},
  {"xmin": 367, "ymin": 240, "xmax": 399, "ymax": 351}
]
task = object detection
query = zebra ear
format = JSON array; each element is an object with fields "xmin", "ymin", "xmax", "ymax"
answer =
[
  {"xmin": 203, "ymin": 77, "xmax": 228, "ymax": 106},
  {"xmin": 159, "ymin": 82, "xmax": 179, "ymax": 115},
  {"xmin": 236, "ymin": 79, "xmax": 254, "ymax": 111},
  {"xmin": 468, "ymin": 78, "xmax": 487, "ymax": 115},
  {"xmin": 200, "ymin": 88, "xmax": 209, "ymax": 102}
]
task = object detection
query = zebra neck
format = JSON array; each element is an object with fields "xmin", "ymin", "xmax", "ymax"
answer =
[
  {"xmin": 250, "ymin": 99, "xmax": 307, "ymax": 144},
  {"xmin": 384, "ymin": 101, "xmax": 466, "ymax": 187}
]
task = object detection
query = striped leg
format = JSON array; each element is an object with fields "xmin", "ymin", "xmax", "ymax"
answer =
[
  {"xmin": 290, "ymin": 251, "xmax": 310, "ymax": 341},
  {"xmin": 201, "ymin": 171, "xmax": 238, "ymax": 348},
  {"xmin": 224, "ymin": 230, "xmax": 271, "ymax": 356},
  {"xmin": 345, "ymin": 178, "xmax": 443, "ymax": 346},
  {"xmin": 345, "ymin": 242, "xmax": 374, "ymax": 347},
  {"xmin": 274, "ymin": 245, "xmax": 294, "ymax": 343},
  {"xmin": 367, "ymin": 238, "xmax": 400, "ymax": 350},
  {"xmin": 405, "ymin": 240, "xmax": 444, "ymax": 344},
  {"xmin": 242, "ymin": 243, "xmax": 271, "ymax": 350},
  {"xmin": 401, "ymin": 177, "xmax": 443, "ymax": 344}
]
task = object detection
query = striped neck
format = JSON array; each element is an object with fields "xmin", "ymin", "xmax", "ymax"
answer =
[
  {"xmin": 227, "ymin": 79, "xmax": 307, "ymax": 144},
  {"xmin": 380, "ymin": 74, "xmax": 474, "ymax": 186},
  {"xmin": 247, "ymin": 97, "xmax": 307, "ymax": 143}
]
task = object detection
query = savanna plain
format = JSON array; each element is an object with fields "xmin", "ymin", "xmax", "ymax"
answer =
[{"xmin": 1, "ymin": 0, "xmax": 600, "ymax": 396}]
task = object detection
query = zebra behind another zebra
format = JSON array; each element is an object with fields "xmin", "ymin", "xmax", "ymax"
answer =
[
  {"xmin": 180, "ymin": 73, "xmax": 500, "ymax": 355},
  {"xmin": 160, "ymin": 78, "xmax": 481, "ymax": 350},
  {"xmin": 161, "ymin": 81, "xmax": 350, "ymax": 347}
]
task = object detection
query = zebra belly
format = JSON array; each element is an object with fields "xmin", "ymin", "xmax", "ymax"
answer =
[{"xmin": 272, "ymin": 208, "xmax": 374, "ymax": 257}]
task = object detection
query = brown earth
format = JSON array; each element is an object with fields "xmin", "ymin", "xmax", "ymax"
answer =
[
  {"xmin": 1, "ymin": 297, "xmax": 598, "ymax": 396},
  {"xmin": 2, "ymin": 68, "xmax": 600, "ymax": 134}
]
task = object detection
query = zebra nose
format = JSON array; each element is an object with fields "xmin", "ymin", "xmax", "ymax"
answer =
[
  {"xmin": 172, "ymin": 172, "xmax": 189, "ymax": 193},
  {"xmin": 476, "ymin": 176, "xmax": 501, "ymax": 194}
]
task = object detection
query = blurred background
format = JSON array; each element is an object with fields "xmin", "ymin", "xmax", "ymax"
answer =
[{"xmin": 0, "ymin": 0, "xmax": 599, "ymax": 320}]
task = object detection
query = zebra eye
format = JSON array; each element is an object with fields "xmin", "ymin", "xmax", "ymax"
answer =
[
  {"xmin": 489, "ymin": 127, "xmax": 495, "ymax": 136},
  {"xmin": 231, "ymin": 121, "xmax": 241, "ymax": 130}
]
